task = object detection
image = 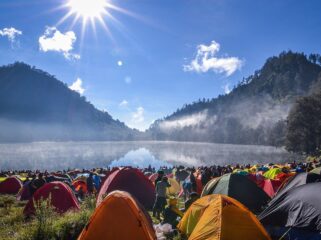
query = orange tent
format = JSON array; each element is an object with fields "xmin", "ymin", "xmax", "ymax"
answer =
[
  {"xmin": 72, "ymin": 180, "xmax": 88, "ymax": 193},
  {"xmin": 178, "ymin": 194, "xmax": 271, "ymax": 240},
  {"xmin": 78, "ymin": 191, "xmax": 156, "ymax": 240}
]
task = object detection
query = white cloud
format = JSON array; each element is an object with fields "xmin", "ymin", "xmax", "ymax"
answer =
[
  {"xmin": 0, "ymin": 27, "xmax": 22, "ymax": 45},
  {"xmin": 69, "ymin": 78, "xmax": 85, "ymax": 94},
  {"xmin": 184, "ymin": 40, "xmax": 243, "ymax": 76},
  {"xmin": 132, "ymin": 107, "xmax": 144, "ymax": 123},
  {"xmin": 39, "ymin": 27, "xmax": 80, "ymax": 60},
  {"xmin": 119, "ymin": 100, "xmax": 128, "ymax": 107},
  {"xmin": 223, "ymin": 83, "xmax": 231, "ymax": 94},
  {"xmin": 126, "ymin": 106, "xmax": 148, "ymax": 131},
  {"xmin": 160, "ymin": 111, "xmax": 208, "ymax": 130},
  {"xmin": 125, "ymin": 76, "xmax": 132, "ymax": 84},
  {"xmin": 117, "ymin": 60, "xmax": 123, "ymax": 66}
]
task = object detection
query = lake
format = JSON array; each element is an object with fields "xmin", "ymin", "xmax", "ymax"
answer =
[{"xmin": 0, "ymin": 141, "xmax": 298, "ymax": 171}]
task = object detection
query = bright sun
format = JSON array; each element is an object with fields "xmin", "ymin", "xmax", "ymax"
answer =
[
  {"xmin": 58, "ymin": 0, "xmax": 137, "ymax": 39},
  {"xmin": 67, "ymin": 0, "xmax": 107, "ymax": 19}
]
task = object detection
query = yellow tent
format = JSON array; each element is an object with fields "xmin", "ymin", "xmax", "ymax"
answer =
[
  {"xmin": 263, "ymin": 168, "xmax": 282, "ymax": 179},
  {"xmin": 167, "ymin": 178, "xmax": 181, "ymax": 196},
  {"xmin": 178, "ymin": 194, "xmax": 271, "ymax": 240}
]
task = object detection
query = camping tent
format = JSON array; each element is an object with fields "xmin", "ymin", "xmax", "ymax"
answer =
[
  {"xmin": 259, "ymin": 182, "xmax": 321, "ymax": 232},
  {"xmin": 310, "ymin": 167, "xmax": 321, "ymax": 175},
  {"xmin": 247, "ymin": 173, "xmax": 283, "ymax": 198},
  {"xmin": 263, "ymin": 168, "xmax": 282, "ymax": 179},
  {"xmin": 166, "ymin": 178, "xmax": 181, "ymax": 196},
  {"xmin": 0, "ymin": 176, "xmax": 22, "ymax": 194},
  {"xmin": 262, "ymin": 179, "xmax": 282, "ymax": 198},
  {"xmin": 72, "ymin": 180, "xmax": 88, "ymax": 193},
  {"xmin": 149, "ymin": 173, "xmax": 158, "ymax": 184},
  {"xmin": 78, "ymin": 191, "xmax": 156, "ymax": 240},
  {"xmin": 271, "ymin": 172, "xmax": 321, "ymax": 205},
  {"xmin": 201, "ymin": 177, "xmax": 221, "ymax": 196},
  {"xmin": 97, "ymin": 167, "xmax": 155, "ymax": 209},
  {"xmin": 23, "ymin": 181, "xmax": 80, "ymax": 216},
  {"xmin": 178, "ymin": 194, "xmax": 271, "ymax": 240},
  {"xmin": 201, "ymin": 173, "xmax": 270, "ymax": 213},
  {"xmin": 52, "ymin": 173, "xmax": 72, "ymax": 183}
]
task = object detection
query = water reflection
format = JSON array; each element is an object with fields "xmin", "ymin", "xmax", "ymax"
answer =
[
  {"xmin": 109, "ymin": 148, "xmax": 172, "ymax": 169},
  {"xmin": 0, "ymin": 141, "xmax": 299, "ymax": 171}
]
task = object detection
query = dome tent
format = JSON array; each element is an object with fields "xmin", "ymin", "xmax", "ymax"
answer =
[
  {"xmin": 78, "ymin": 191, "xmax": 156, "ymax": 240},
  {"xmin": 310, "ymin": 167, "xmax": 321, "ymax": 175},
  {"xmin": 97, "ymin": 167, "xmax": 155, "ymax": 209},
  {"xmin": 201, "ymin": 173, "xmax": 270, "ymax": 213},
  {"xmin": 259, "ymin": 182, "xmax": 321, "ymax": 232},
  {"xmin": 271, "ymin": 172, "xmax": 321, "ymax": 203},
  {"xmin": 0, "ymin": 176, "xmax": 22, "ymax": 194},
  {"xmin": 72, "ymin": 180, "xmax": 88, "ymax": 193},
  {"xmin": 178, "ymin": 194, "xmax": 271, "ymax": 240},
  {"xmin": 23, "ymin": 181, "xmax": 80, "ymax": 216}
]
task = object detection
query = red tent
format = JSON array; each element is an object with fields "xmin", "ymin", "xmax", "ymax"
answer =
[
  {"xmin": 194, "ymin": 172, "xmax": 203, "ymax": 195},
  {"xmin": 149, "ymin": 173, "xmax": 158, "ymax": 184},
  {"xmin": 248, "ymin": 174, "xmax": 282, "ymax": 198},
  {"xmin": 23, "ymin": 181, "xmax": 80, "ymax": 216},
  {"xmin": 0, "ymin": 176, "xmax": 22, "ymax": 194},
  {"xmin": 97, "ymin": 167, "xmax": 155, "ymax": 209},
  {"xmin": 262, "ymin": 180, "xmax": 275, "ymax": 197}
]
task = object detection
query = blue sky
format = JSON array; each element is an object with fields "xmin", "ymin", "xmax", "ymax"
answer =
[{"xmin": 0, "ymin": 0, "xmax": 320, "ymax": 130}]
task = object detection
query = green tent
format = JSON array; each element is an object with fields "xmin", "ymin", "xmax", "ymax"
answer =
[
  {"xmin": 201, "ymin": 176, "xmax": 222, "ymax": 196},
  {"xmin": 263, "ymin": 168, "xmax": 282, "ymax": 179},
  {"xmin": 201, "ymin": 173, "xmax": 270, "ymax": 214}
]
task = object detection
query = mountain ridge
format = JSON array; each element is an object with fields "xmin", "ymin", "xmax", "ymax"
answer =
[
  {"xmin": 1, "ymin": 51, "xmax": 321, "ymax": 144},
  {"xmin": 0, "ymin": 62, "xmax": 138, "ymax": 142},
  {"xmin": 147, "ymin": 51, "xmax": 321, "ymax": 145}
]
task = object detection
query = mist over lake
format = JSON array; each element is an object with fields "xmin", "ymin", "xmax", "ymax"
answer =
[{"xmin": 0, "ymin": 141, "xmax": 298, "ymax": 171}]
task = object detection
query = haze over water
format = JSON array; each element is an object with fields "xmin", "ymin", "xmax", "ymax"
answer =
[{"xmin": 0, "ymin": 141, "xmax": 298, "ymax": 171}]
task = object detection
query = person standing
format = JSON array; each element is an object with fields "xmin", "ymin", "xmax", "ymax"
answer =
[
  {"xmin": 154, "ymin": 170, "xmax": 164, "ymax": 185},
  {"xmin": 30, "ymin": 173, "xmax": 46, "ymax": 195},
  {"xmin": 87, "ymin": 172, "xmax": 94, "ymax": 194},
  {"xmin": 153, "ymin": 176, "xmax": 170, "ymax": 219}
]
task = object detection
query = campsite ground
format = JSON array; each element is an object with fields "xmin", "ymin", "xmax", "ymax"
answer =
[
  {"xmin": 0, "ymin": 195, "xmax": 183, "ymax": 240},
  {"xmin": 0, "ymin": 195, "xmax": 94, "ymax": 240}
]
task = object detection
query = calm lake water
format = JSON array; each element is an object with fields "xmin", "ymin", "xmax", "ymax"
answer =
[{"xmin": 0, "ymin": 141, "xmax": 298, "ymax": 171}]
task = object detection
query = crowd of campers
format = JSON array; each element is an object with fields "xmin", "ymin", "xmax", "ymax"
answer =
[{"xmin": 0, "ymin": 160, "xmax": 321, "ymax": 240}]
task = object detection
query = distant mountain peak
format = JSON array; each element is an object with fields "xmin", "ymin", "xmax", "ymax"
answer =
[{"xmin": 0, "ymin": 62, "xmax": 138, "ymax": 142}]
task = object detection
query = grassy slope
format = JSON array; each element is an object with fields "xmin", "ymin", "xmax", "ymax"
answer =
[
  {"xmin": 0, "ymin": 195, "xmax": 95, "ymax": 240},
  {"xmin": 0, "ymin": 195, "xmax": 185, "ymax": 240}
]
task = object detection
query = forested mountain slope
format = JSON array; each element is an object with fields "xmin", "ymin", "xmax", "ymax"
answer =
[
  {"xmin": 147, "ymin": 52, "xmax": 321, "ymax": 145},
  {"xmin": 0, "ymin": 62, "xmax": 138, "ymax": 141}
]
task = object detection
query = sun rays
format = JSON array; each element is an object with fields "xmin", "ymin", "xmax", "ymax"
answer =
[{"xmin": 56, "ymin": 0, "xmax": 136, "ymax": 41}]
